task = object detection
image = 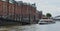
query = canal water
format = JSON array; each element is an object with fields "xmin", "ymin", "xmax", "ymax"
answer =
[{"xmin": 0, "ymin": 21, "xmax": 60, "ymax": 31}]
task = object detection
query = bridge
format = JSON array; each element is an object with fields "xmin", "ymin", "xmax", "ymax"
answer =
[{"xmin": 53, "ymin": 16, "xmax": 60, "ymax": 20}]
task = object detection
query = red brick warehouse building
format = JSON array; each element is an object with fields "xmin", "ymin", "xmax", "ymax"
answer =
[{"xmin": 0, "ymin": 0, "xmax": 41, "ymax": 23}]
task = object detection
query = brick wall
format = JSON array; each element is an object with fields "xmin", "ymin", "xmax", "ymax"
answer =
[{"xmin": 0, "ymin": 1, "xmax": 38, "ymax": 23}]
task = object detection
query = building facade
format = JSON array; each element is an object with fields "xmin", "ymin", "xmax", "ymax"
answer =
[{"xmin": 0, "ymin": 0, "xmax": 41, "ymax": 23}]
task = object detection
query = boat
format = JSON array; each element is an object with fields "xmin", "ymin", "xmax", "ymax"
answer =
[{"xmin": 38, "ymin": 19, "xmax": 55, "ymax": 25}]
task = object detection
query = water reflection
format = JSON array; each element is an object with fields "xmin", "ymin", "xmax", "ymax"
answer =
[{"xmin": 0, "ymin": 21, "xmax": 60, "ymax": 31}]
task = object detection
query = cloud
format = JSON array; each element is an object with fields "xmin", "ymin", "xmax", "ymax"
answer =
[
  {"xmin": 15, "ymin": 0, "xmax": 60, "ymax": 17},
  {"xmin": 37, "ymin": 0, "xmax": 60, "ymax": 16},
  {"xmin": 39, "ymin": 4, "xmax": 60, "ymax": 16}
]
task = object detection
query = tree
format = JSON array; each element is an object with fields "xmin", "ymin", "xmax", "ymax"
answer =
[{"xmin": 46, "ymin": 13, "xmax": 52, "ymax": 18}]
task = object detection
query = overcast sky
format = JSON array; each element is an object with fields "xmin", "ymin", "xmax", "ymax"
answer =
[{"xmin": 15, "ymin": 0, "xmax": 60, "ymax": 17}]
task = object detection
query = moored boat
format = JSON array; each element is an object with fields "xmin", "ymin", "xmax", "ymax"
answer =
[{"xmin": 38, "ymin": 19, "xmax": 55, "ymax": 25}]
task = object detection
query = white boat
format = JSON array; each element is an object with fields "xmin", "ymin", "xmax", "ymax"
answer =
[{"xmin": 38, "ymin": 19, "xmax": 55, "ymax": 25}]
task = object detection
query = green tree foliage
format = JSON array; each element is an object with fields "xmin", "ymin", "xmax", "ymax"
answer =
[{"xmin": 46, "ymin": 13, "xmax": 52, "ymax": 18}]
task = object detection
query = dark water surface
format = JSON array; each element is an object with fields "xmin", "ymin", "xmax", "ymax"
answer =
[{"xmin": 0, "ymin": 21, "xmax": 60, "ymax": 31}]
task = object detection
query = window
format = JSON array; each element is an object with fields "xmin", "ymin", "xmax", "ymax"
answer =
[{"xmin": 3, "ymin": 3, "xmax": 7, "ymax": 14}]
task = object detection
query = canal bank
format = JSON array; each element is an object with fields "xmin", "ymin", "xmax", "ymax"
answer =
[{"xmin": 0, "ymin": 21, "xmax": 60, "ymax": 31}]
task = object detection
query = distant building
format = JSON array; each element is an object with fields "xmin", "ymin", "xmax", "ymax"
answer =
[
  {"xmin": 36, "ymin": 11, "xmax": 42, "ymax": 19},
  {"xmin": 42, "ymin": 15, "xmax": 48, "ymax": 19},
  {"xmin": 38, "ymin": 11, "xmax": 42, "ymax": 19}
]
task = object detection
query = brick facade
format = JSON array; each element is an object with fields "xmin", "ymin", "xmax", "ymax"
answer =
[{"xmin": 0, "ymin": 1, "xmax": 38, "ymax": 23}]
